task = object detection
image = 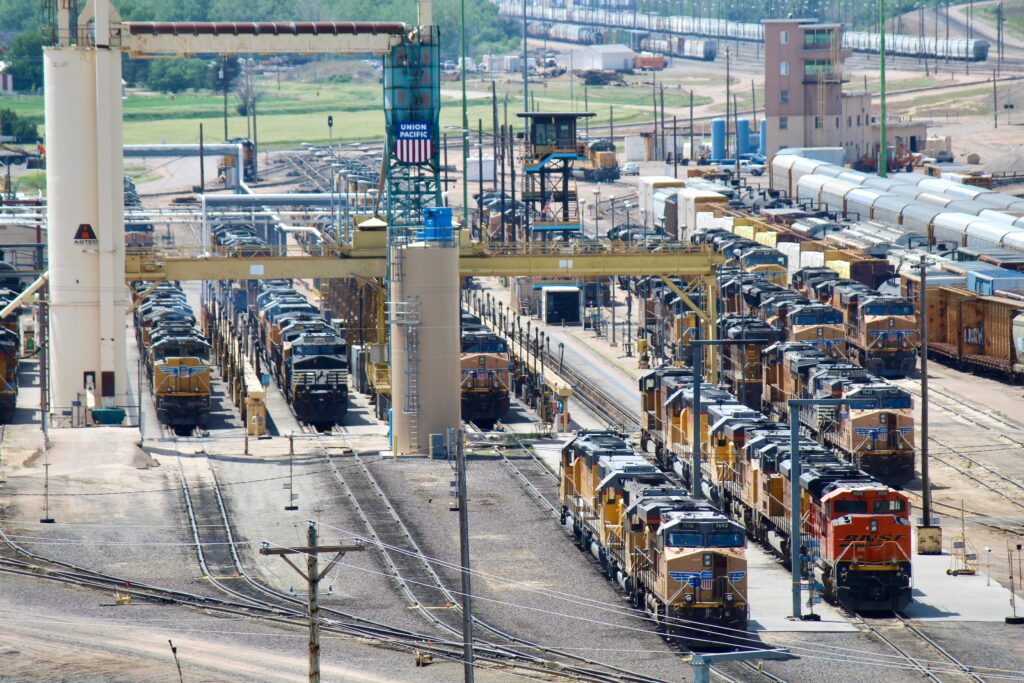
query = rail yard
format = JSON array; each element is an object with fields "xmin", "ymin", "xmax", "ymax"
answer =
[{"xmin": 3, "ymin": 0, "xmax": 1024, "ymax": 681}]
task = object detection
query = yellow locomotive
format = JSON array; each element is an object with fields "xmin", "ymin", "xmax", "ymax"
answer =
[{"xmin": 560, "ymin": 431, "xmax": 749, "ymax": 643}]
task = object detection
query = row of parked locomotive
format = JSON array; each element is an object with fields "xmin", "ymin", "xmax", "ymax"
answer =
[
  {"xmin": 639, "ymin": 366, "xmax": 913, "ymax": 612},
  {"xmin": 132, "ymin": 282, "xmax": 212, "ymax": 434},
  {"xmin": 696, "ymin": 229, "xmax": 919, "ymax": 378},
  {"xmin": 213, "ymin": 279, "xmax": 349, "ymax": 432},
  {"xmin": 205, "ymin": 212, "xmax": 349, "ymax": 430},
  {"xmin": 624, "ymin": 240, "xmax": 917, "ymax": 486},
  {"xmin": 560, "ymin": 431, "xmax": 749, "ymax": 644}
]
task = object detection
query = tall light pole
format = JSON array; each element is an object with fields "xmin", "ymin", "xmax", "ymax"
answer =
[
  {"xmin": 462, "ymin": 0, "xmax": 470, "ymax": 229},
  {"xmin": 592, "ymin": 186, "xmax": 602, "ymax": 238},
  {"xmin": 879, "ymin": 0, "xmax": 888, "ymax": 177}
]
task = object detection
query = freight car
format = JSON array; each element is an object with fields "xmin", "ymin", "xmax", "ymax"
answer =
[
  {"xmin": 560, "ymin": 431, "xmax": 749, "ymax": 641},
  {"xmin": 639, "ymin": 366, "xmax": 913, "ymax": 611},
  {"xmin": 460, "ymin": 315, "xmax": 512, "ymax": 426},
  {"xmin": 134, "ymin": 282, "xmax": 212, "ymax": 434},
  {"xmin": 499, "ymin": 2, "xmax": 988, "ymax": 61}
]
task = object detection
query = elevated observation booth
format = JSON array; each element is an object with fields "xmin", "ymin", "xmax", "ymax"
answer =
[{"xmin": 516, "ymin": 112, "xmax": 594, "ymax": 241}]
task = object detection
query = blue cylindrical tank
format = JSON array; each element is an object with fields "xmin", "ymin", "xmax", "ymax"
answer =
[
  {"xmin": 711, "ymin": 118, "xmax": 726, "ymax": 161},
  {"xmin": 759, "ymin": 118, "xmax": 767, "ymax": 156},
  {"xmin": 736, "ymin": 119, "xmax": 750, "ymax": 156}
]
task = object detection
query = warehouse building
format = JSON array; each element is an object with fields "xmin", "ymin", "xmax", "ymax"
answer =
[{"xmin": 575, "ymin": 44, "xmax": 637, "ymax": 72}]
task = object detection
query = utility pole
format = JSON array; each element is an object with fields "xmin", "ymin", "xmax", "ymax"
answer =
[
  {"xmin": 652, "ymin": 71, "xmax": 658, "ymax": 160},
  {"xmin": 221, "ymin": 56, "xmax": 228, "ymax": 140},
  {"xmin": 689, "ymin": 90, "xmax": 695, "ymax": 162},
  {"xmin": 286, "ymin": 432, "xmax": 298, "ymax": 511},
  {"xmin": 725, "ymin": 47, "xmax": 731, "ymax": 160},
  {"xmin": 917, "ymin": 260, "xmax": 941, "ymax": 554},
  {"xmin": 260, "ymin": 524, "xmax": 365, "ymax": 683},
  {"xmin": 451, "ymin": 429, "xmax": 475, "ymax": 681},
  {"xmin": 994, "ymin": 73, "xmax": 999, "ymax": 129},
  {"xmin": 199, "ymin": 123, "xmax": 205, "ymax": 193},
  {"xmin": 522, "ymin": 0, "xmax": 528, "ymax": 114},
  {"xmin": 879, "ymin": 0, "xmax": 888, "ymax": 177},
  {"xmin": 673, "ymin": 116, "xmax": 679, "ymax": 178},
  {"xmin": 659, "ymin": 84, "xmax": 666, "ymax": 164},
  {"xmin": 462, "ymin": 0, "xmax": 470, "ymax": 229},
  {"xmin": 750, "ymin": 79, "xmax": 757, "ymax": 131},
  {"xmin": 40, "ymin": 461, "xmax": 54, "ymax": 523}
]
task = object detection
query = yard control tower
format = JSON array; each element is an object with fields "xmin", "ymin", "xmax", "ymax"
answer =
[{"xmin": 516, "ymin": 112, "xmax": 594, "ymax": 241}]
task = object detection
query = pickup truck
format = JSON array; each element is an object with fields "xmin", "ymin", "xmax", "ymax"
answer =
[{"xmin": 716, "ymin": 159, "xmax": 765, "ymax": 176}]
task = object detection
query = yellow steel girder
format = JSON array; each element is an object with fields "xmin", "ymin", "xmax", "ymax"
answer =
[{"xmin": 125, "ymin": 243, "xmax": 725, "ymax": 283}]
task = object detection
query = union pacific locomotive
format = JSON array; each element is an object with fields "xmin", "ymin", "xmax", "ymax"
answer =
[
  {"xmin": 640, "ymin": 366, "xmax": 913, "ymax": 611},
  {"xmin": 460, "ymin": 313, "xmax": 511, "ymax": 425},
  {"xmin": 134, "ymin": 282, "xmax": 212, "ymax": 434},
  {"xmin": 561, "ymin": 431, "xmax": 749, "ymax": 642},
  {"xmin": 213, "ymin": 279, "xmax": 349, "ymax": 431}
]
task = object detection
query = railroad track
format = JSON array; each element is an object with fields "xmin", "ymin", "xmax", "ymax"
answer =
[
  {"xmin": 320, "ymin": 436, "xmax": 671, "ymax": 683},
  {"xmin": 855, "ymin": 613, "xmax": 986, "ymax": 683},
  {"xmin": 894, "ymin": 379, "xmax": 1024, "ymax": 517},
  {"xmin": 174, "ymin": 458, "xmax": 502, "ymax": 668}
]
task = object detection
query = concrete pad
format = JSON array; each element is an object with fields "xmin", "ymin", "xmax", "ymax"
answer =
[
  {"xmin": 532, "ymin": 440, "xmax": 568, "ymax": 474},
  {"xmin": 746, "ymin": 545, "xmax": 857, "ymax": 633},
  {"xmin": 904, "ymin": 534, "xmax": 1021, "ymax": 621}
]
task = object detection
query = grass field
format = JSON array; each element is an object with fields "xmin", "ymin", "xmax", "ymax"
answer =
[
  {"xmin": 7, "ymin": 69, "xmax": 691, "ymax": 148},
  {"xmin": 979, "ymin": 4, "xmax": 1024, "ymax": 39}
]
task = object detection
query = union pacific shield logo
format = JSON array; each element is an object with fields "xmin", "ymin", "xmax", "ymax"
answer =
[{"xmin": 395, "ymin": 121, "xmax": 433, "ymax": 164}]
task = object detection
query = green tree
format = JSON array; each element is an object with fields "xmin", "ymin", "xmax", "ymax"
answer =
[
  {"xmin": 143, "ymin": 58, "xmax": 209, "ymax": 93},
  {"xmin": 0, "ymin": 108, "xmax": 40, "ymax": 141},
  {"xmin": 6, "ymin": 30, "xmax": 43, "ymax": 92}
]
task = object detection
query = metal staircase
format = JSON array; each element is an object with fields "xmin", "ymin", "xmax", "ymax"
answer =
[
  {"xmin": 389, "ymin": 235, "xmax": 422, "ymax": 450},
  {"xmin": 394, "ymin": 296, "xmax": 421, "ymax": 451}
]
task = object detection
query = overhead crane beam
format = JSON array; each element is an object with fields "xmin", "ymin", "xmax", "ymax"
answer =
[
  {"xmin": 118, "ymin": 22, "xmax": 412, "ymax": 57},
  {"xmin": 124, "ymin": 245, "xmax": 725, "ymax": 283}
]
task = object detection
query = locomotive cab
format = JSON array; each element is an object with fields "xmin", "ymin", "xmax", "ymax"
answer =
[
  {"xmin": 654, "ymin": 515, "xmax": 749, "ymax": 636},
  {"xmin": 817, "ymin": 486, "xmax": 912, "ymax": 611}
]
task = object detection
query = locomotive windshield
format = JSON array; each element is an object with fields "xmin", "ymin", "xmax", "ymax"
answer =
[
  {"xmin": 293, "ymin": 343, "xmax": 345, "ymax": 357},
  {"xmin": 462, "ymin": 337, "xmax": 509, "ymax": 354},
  {"xmin": 832, "ymin": 499, "xmax": 868, "ymax": 515},
  {"xmin": 873, "ymin": 499, "xmax": 906, "ymax": 513},
  {"xmin": 863, "ymin": 302, "xmax": 914, "ymax": 316},
  {"xmin": 707, "ymin": 531, "xmax": 745, "ymax": 548},
  {"xmin": 665, "ymin": 531, "xmax": 703, "ymax": 547},
  {"xmin": 664, "ymin": 530, "xmax": 744, "ymax": 547}
]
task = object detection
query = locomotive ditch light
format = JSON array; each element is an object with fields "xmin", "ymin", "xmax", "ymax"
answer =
[
  {"xmin": 684, "ymin": 593, "xmax": 695, "ymax": 603},
  {"xmin": 725, "ymin": 593, "xmax": 734, "ymax": 602}
]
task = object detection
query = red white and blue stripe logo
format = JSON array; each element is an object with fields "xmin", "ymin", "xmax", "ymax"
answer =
[{"xmin": 395, "ymin": 121, "xmax": 433, "ymax": 164}]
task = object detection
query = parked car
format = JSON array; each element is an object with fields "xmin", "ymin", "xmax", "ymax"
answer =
[{"xmin": 621, "ymin": 162, "xmax": 640, "ymax": 176}]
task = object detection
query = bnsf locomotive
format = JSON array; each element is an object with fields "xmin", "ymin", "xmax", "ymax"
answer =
[
  {"xmin": 640, "ymin": 366, "xmax": 912, "ymax": 611},
  {"xmin": 561, "ymin": 431, "xmax": 749, "ymax": 642}
]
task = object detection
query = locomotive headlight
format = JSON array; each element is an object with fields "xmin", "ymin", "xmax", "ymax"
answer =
[{"xmin": 870, "ymin": 520, "xmax": 878, "ymax": 532}]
